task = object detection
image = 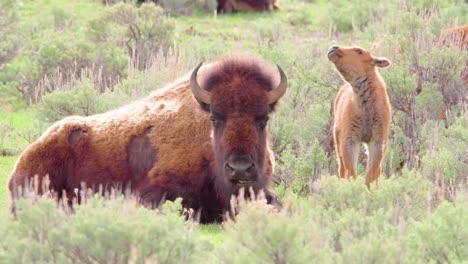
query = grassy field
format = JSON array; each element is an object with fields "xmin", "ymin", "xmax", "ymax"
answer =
[
  {"xmin": 0, "ymin": 109, "xmax": 33, "ymax": 211},
  {"xmin": 0, "ymin": 156, "xmax": 16, "ymax": 217},
  {"xmin": 0, "ymin": 0, "xmax": 466, "ymax": 262},
  {"xmin": 0, "ymin": 109, "xmax": 37, "ymax": 215}
]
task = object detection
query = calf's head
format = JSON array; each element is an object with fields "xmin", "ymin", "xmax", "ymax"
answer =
[
  {"xmin": 190, "ymin": 57, "xmax": 286, "ymax": 193},
  {"xmin": 327, "ymin": 46, "xmax": 391, "ymax": 82}
]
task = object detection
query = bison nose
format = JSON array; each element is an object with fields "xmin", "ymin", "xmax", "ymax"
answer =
[
  {"xmin": 328, "ymin": 45, "xmax": 341, "ymax": 60},
  {"xmin": 328, "ymin": 45, "xmax": 339, "ymax": 54},
  {"xmin": 225, "ymin": 155, "xmax": 256, "ymax": 184}
]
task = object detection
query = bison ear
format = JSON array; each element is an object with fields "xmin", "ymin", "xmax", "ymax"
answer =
[{"xmin": 373, "ymin": 57, "xmax": 391, "ymax": 68}]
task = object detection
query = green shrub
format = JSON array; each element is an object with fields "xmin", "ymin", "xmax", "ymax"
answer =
[
  {"xmin": 303, "ymin": 172, "xmax": 434, "ymax": 262},
  {"xmin": 324, "ymin": 0, "xmax": 392, "ymax": 32},
  {"xmin": 36, "ymin": 79, "xmax": 129, "ymax": 122},
  {"xmin": 0, "ymin": 196, "xmax": 212, "ymax": 263},
  {"xmin": 218, "ymin": 199, "xmax": 339, "ymax": 264},
  {"xmin": 218, "ymin": 171, "xmax": 438, "ymax": 263},
  {"xmin": 0, "ymin": 0, "xmax": 19, "ymax": 67},
  {"xmin": 0, "ymin": 0, "xmax": 466, "ymax": 262},
  {"xmin": 278, "ymin": 141, "xmax": 329, "ymax": 195},
  {"xmin": 0, "ymin": 1, "xmax": 106, "ymax": 103},
  {"xmin": 404, "ymin": 201, "xmax": 467, "ymax": 263},
  {"xmin": 88, "ymin": 3, "xmax": 176, "ymax": 70},
  {"xmin": 341, "ymin": 232, "xmax": 401, "ymax": 264},
  {"xmin": 363, "ymin": 5, "xmax": 467, "ymax": 170},
  {"xmin": 266, "ymin": 41, "xmax": 338, "ymax": 183},
  {"xmin": 313, "ymin": 169, "xmax": 434, "ymax": 219},
  {"xmin": 420, "ymin": 116, "xmax": 468, "ymax": 201},
  {"xmin": 382, "ymin": 125, "xmax": 409, "ymax": 176},
  {"xmin": 0, "ymin": 199, "xmax": 71, "ymax": 263},
  {"xmin": 0, "ymin": 1, "xmax": 177, "ymax": 105}
]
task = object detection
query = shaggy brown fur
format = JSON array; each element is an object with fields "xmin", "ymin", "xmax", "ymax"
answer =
[
  {"xmin": 439, "ymin": 25, "xmax": 468, "ymax": 51},
  {"xmin": 439, "ymin": 25, "xmax": 468, "ymax": 82},
  {"xmin": 437, "ymin": 25, "xmax": 468, "ymax": 124},
  {"xmin": 8, "ymin": 55, "xmax": 286, "ymax": 223},
  {"xmin": 328, "ymin": 46, "xmax": 392, "ymax": 187},
  {"xmin": 217, "ymin": 0, "xmax": 280, "ymax": 13}
]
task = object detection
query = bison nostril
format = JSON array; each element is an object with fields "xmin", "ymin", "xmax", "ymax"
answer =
[
  {"xmin": 328, "ymin": 46, "xmax": 339, "ymax": 54},
  {"xmin": 225, "ymin": 154, "xmax": 256, "ymax": 181},
  {"xmin": 227, "ymin": 162, "xmax": 254, "ymax": 173}
]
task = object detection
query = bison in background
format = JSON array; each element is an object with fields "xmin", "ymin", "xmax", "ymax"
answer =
[
  {"xmin": 217, "ymin": 0, "xmax": 280, "ymax": 13},
  {"xmin": 439, "ymin": 25, "xmax": 468, "ymax": 51},
  {"xmin": 328, "ymin": 46, "xmax": 392, "ymax": 188},
  {"xmin": 8, "ymin": 55, "xmax": 287, "ymax": 223},
  {"xmin": 438, "ymin": 25, "xmax": 467, "ymax": 84},
  {"xmin": 436, "ymin": 25, "xmax": 468, "ymax": 125}
]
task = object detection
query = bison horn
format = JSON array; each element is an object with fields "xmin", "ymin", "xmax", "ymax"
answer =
[
  {"xmin": 190, "ymin": 62, "xmax": 211, "ymax": 104},
  {"xmin": 267, "ymin": 65, "xmax": 288, "ymax": 104}
]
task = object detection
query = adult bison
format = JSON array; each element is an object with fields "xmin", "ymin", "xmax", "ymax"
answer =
[
  {"xmin": 8, "ymin": 55, "xmax": 287, "ymax": 223},
  {"xmin": 217, "ymin": 0, "xmax": 280, "ymax": 13},
  {"xmin": 436, "ymin": 25, "xmax": 468, "ymax": 125}
]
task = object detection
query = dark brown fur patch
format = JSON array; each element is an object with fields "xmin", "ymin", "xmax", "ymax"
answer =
[
  {"xmin": 68, "ymin": 129, "xmax": 86, "ymax": 145},
  {"xmin": 128, "ymin": 128, "xmax": 158, "ymax": 185}
]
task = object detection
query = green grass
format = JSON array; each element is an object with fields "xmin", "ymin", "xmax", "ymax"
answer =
[
  {"xmin": 199, "ymin": 224, "xmax": 227, "ymax": 247},
  {"xmin": 0, "ymin": 109, "xmax": 37, "ymax": 131},
  {"xmin": 0, "ymin": 155, "xmax": 17, "ymax": 217},
  {"xmin": 0, "ymin": 110, "xmax": 41, "ymax": 217},
  {"xmin": 17, "ymin": 0, "xmax": 103, "ymax": 28},
  {"xmin": 0, "ymin": 1, "xmax": 466, "ymax": 259},
  {"xmin": 0, "ymin": 109, "xmax": 47, "ymax": 153}
]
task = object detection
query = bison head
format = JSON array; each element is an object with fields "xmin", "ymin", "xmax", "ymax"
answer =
[
  {"xmin": 327, "ymin": 46, "xmax": 391, "ymax": 83},
  {"xmin": 190, "ymin": 57, "xmax": 287, "ymax": 196}
]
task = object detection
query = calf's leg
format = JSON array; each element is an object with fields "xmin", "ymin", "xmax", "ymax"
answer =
[{"xmin": 365, "ymin": 140, "xmax": 386, "ymax": 187}]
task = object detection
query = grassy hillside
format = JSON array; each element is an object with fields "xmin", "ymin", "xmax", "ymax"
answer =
[{"xmin": 0, "ymin": 0, "xmax": 466, "ymax": 262}]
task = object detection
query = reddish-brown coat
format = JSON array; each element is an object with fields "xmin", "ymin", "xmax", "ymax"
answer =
[
  {"xmin": 217, "ymin": 0, "xmax": 280, "ymax": 13},
  {"xmin": 439, "ymin": 25, "xmax": 468, "ymax": 51},
  {"xmin": 328, "ymin": 46, "xmax": 392, "ymax": 187},
  {"xmin": 8, "ymin": 55, "xmax": 284, "ymax": 222},
  {"xmin": 437, "ymin": 25, "xmax": 468, "ymax": 124}
]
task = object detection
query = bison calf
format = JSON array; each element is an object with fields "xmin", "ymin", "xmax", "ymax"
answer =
[
  {"xmin": 328, "ymin": 46, "xmax": 392, "ymax": 187},
  {"xmin": 8, "ymin": 55, "xmax": 287, "ymax": 223}
]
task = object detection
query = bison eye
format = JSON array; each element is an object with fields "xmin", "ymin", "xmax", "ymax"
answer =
[
  {"xmin": 355, "ymin": 49, "xmax": 363, "ymax": 55},
  {"xmin": 209, "ymin": 114, "xmax": 225, "ymax": 127}
]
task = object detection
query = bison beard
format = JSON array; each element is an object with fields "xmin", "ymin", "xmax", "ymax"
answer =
[{"xmin": 8, "ymin": 55, "xmax": 286, "ymax": 223}]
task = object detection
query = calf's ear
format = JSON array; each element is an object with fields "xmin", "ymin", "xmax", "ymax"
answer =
[{"xmin": 372, "ymin": 57, "xmax": 391, "ymax": 68}]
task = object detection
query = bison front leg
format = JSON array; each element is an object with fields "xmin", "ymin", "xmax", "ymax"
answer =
[
  {"xmin": 137, "ymin": 185, "xmax": 167, "ymax": 209},
  {"xmin": 365, "ymin": 140, "xmax": 386, "ymax": 188},
  {"xmin": 333, "ymin": 130, "xmax": 345, "ymax": 178}
]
